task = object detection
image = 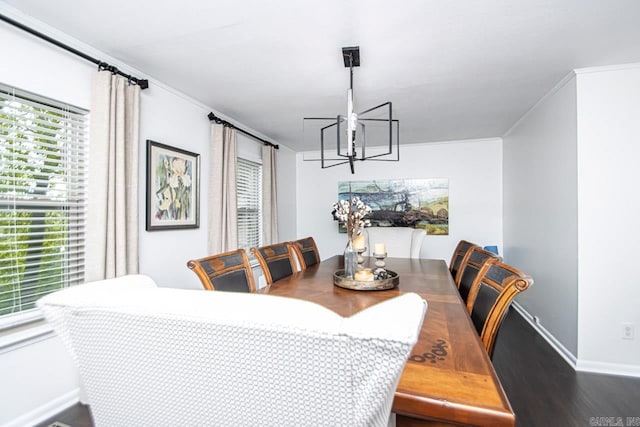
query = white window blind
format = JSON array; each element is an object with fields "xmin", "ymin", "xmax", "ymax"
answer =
[
  {"xmin": 0, "ymin": 84, "xmax": 88, "ymax": 325},
  {"xmin": 237, "ymin": 157, "xmax": 262, "ymax": 251}
]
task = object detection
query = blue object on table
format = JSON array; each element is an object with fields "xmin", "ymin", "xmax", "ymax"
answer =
[{"xmin": 484, "ymin": 245, "xmax": 499, "ymax": 255}]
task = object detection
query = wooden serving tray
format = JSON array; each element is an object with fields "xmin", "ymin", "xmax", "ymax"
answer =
[{"xmin": 333, "ymin": 269, "xmax": 399, "ymax": 291}]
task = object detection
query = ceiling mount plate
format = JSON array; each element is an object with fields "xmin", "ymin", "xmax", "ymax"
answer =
[{"xmin": 342, "ymin": 46, "xmax": 360, "ymax": 67}]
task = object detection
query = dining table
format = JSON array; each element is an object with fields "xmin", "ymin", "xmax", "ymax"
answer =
[{"xmin": 258, "ymin": 255, "xmax": 515, "ymax": 426}]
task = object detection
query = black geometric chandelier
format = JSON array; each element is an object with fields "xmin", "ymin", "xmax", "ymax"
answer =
[{"xmin": 303, "ymin": 46, "xmax": 399, "ymax": 174}]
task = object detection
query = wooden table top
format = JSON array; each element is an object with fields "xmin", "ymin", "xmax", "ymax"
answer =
[{"xmin": 258, "ymin": 255, "xmax": 515, "ymax": 426}]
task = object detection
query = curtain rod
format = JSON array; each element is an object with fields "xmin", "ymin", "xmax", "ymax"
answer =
[
  {"xmin": 208, "ymin": 112, "xmax": 279, "ymax": 149},
  {"xmin": 0, "ymin": 13, "xmax": 149, "ymax": 89}
]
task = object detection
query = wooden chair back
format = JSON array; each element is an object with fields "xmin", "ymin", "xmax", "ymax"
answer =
[
  {"xmin": 291, "ymin": 236, "xmax": 321, "ymax": 270},
  {"xmin": 449, "ymin": 240, "xmax": 478, "ymax": 283},
  {"xmin": 187, "ymin": 249, "xmax": 256, "ymax": 292},
  {"xmin": 251, "ymin": 242, "xmax": 297, "ymax": 285},
  {"xmin": 457, "ymin": 246, "xmax": 500, "ymax": 303},
  {"xmin": 466, "ymin": 260, "xmax": 533, "ymax": 358}
]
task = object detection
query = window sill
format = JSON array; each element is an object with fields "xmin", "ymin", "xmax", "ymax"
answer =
[{"xmin": 0, "ymin": 312, "xmax": 54, "ymax": 354}]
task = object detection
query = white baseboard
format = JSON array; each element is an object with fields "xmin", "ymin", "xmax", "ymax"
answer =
[
  {"xmin": 576, "ymin": 360, "xmax": 640, "ymax": 378},
  {"xmin": 2, "ymin": 389, "xmax": 79, "ymax": 427},
  {"xmin": 511, "ymin": 303, "xmax": 577, "ymax": 368},
  {"xmin": 512, "ymin": 303, "xmax": 640, "ymax": 378}
]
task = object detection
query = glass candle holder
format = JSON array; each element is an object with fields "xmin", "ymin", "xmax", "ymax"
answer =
[
  {"xmin": 373, "ymin": 251, "xmax": 387, "ymax": 271},
  {"xmin": 356, "ymin": 247, "xmax": 366, "ymax": 266}
]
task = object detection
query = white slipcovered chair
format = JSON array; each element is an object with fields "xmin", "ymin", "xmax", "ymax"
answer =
[
  {"xmin": 365, "ymin": 227, "xmax": 426, "ymax": 259},
  {"xmin": 38, "ymin": 275, "xmax": 427, "ymax": 427}
]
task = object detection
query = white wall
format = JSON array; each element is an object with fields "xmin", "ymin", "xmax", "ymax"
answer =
[
  {"xmin": 137, "ymin": 82, "xmax": 212, "ymax": 290},
  {"xmin": 576, "ymin": 65, "xmax": 640, "ymax": 373},
  {"xmin": 503, "ymin": 64, "xmax": 640, "ymax": 376},
  {"xmin": 140, "ymin": 112, "xmax": 296, "ymax": 290},
  {"xmin": 0, "ymin": 10, "xmax": 297, "ymax": 425},
  {"xmin": 502, "ymin": 76, "xmax": 579, "ymax": 357},
  {"xmin": 296, "ymin": 139, "xmax": 503, "ymax": 262},
  {"xmin": 0, "ymin": 335, "xmax": 79, "ymax": 427}
]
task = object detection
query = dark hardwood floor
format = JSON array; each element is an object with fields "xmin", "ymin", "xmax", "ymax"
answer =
[
  {"xmin": 492, "ymin": 309, "xmax": 640, "ymax": 426},
  {"xmin": 34, "ymin": 310, "xmax": 640, "ymax": 427}
]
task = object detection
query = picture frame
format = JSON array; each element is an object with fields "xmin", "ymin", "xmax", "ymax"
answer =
[
  {"xmin": 146, "ymin": 140, "xmax": 200, "ymax": 231},
  {"xmin": 337, "ymin": 178, "xmax": 449, "ymax": 235}
]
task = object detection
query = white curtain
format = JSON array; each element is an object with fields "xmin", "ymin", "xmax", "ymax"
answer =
[
  {"xmin": 262, "ymin": 145, "xmax": 278, "ymax": 245},
  {"xmin": 208, "ymin": 123, "xmax": 238, "ymax": 254},
  {"xmin": 86, "ymin": 71, "xmax": 140, "ymax": 281}
]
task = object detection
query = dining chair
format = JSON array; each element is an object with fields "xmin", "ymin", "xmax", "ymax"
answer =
[
  {"xmin": 291, "ymin": 236, "xmax": 321, "ymax": 270},
  {"xmin": 251, "ymin": 242, "xmax": 298, "ymax": 285},
  {"xmin": 187, "ymin": 249, "xmax": 256, "ymax": 292},
  {"xmin": 449, "ymin": 240, "xmax": 479, "ymax": 283},
  {"xmin": 364, "ymin": 227, "xmax": 426, "ymax": 259},
  {"xmin": 38, "ymin": 275, "xmax": 427, "ymax": 427},
  {"xmin": 456, "ymin": 246, "xmax": 500, "ymax": 304},
  {"xmin": 465, "ymin": 260, "xmax": 533, "ymax": 358}
]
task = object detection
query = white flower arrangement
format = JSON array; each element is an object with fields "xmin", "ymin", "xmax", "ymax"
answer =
[{"xmin": 331, "ymin": 197, "xmax": 372, "ymax": 241}]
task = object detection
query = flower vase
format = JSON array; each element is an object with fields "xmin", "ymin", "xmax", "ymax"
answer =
[{"xmin": 343, "ymin": 238, "xmax": 358, "ymax": 279}]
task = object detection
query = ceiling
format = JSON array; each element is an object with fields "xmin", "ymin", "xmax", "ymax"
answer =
[{"xmin": 3, "ymin": 0, "xmax": 640, "ymax": 151}]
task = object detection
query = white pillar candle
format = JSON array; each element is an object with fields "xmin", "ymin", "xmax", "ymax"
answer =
[
  {"xmin": 354, "ymin": 269, "xmax": 374, "ymax": 281},
  {"xmin": 353, "ymin": 234, "xmax": 365, "ymax": 250},
  {"xmin": 374, "ymin": 243, "xmax": 386, "ymax": 254}
]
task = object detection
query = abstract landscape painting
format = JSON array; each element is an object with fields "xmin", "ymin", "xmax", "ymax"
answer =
[{"xmin": 338, "ymin": 179, "xmax": 449, "ymax": 235}]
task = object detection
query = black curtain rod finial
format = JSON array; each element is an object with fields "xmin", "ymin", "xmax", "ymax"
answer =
[{"xmin": 207, "ymin": 112, "xmax": 227, "ymax": 126}]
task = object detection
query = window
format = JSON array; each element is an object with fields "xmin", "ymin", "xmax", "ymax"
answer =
[
  {"xmin": 237, "ymin": 157, "xmax": 262, "ymax": 251},
  {"xmin": 0, "ymin": 83, "xmax": 88, "ymax": 325}
]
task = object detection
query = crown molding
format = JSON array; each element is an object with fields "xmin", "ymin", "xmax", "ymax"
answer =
[
  {"xmin": 574, "ymin": 62, "xmax": 640, "ymax": 74},
  {"xmin": 0, "ymin": 3, "xmax": 279, "ymax": 147},
  {"xmin": 503, "ymin": 70, "xmax": 576, "ymax": 138}
]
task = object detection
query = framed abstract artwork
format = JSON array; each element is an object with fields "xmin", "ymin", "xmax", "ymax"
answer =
[
  {"xmin": 146, "ymin": 140, "xmax": 200, "ymax": 230},
  {"xmin": 337, "ymin": 178, "xmax": 449, "ymax": 235}
]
